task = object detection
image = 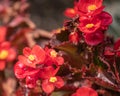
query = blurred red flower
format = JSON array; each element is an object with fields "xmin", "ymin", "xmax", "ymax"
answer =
[
  {"xmin": 0, "ymin": 26, "xmax": 7, "ymax": 43},
  {"xmin": 64, "ymin": 8, "xmax": 77, "ymax": 18},
  {"xmin": 72, "ymin": 87, "xmax": 98, "ymax": 96},
  {"xmin": 0, "ymin": 42, "xmax": 16, "ymax": 70}
]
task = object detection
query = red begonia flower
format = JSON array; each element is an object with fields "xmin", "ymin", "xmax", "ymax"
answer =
[
  {"xmin": 72, "ymin": 87, "xmax": 98, "ymax": 96},
  {"xmin": 0, "ymin": 41, "xmax": 16, "ymax": 70},
  {"xmin": 18, "ymin": 45, "xmax": 46, "ymax": 68},
  {"xmin": 39, "ymin": 66, "xmax": 64, "ymax": 93},
  {"xmin": 76, "ymin": 0, "xmax": 103, "ymax": 16},
  {"xmin": 44, "ymin": 48, "xmax": 64, "ymax": 66},
  {"xmin": 79, "ymin": 17, "xmax": 101, "ymax": 33},
  {"xmin": 42, "ymin": 76, "xmax": 64, "ymax": 94},
  {"xmin": 84, "ymin": 30, "xmax": 104, "ymax": 46},
  {"xmin": 64, "ymin": 8, "xmax": 77, "ymax": 18}
]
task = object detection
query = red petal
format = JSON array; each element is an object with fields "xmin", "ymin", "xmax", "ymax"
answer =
[
  {"xmin": 14, "ymin": 62, "xmax": 40, "ymax": 79},
  {"xmin": 100, "ymin": 11, "xmax": 113, "ymax": 26},
  {"xmin": 23, "ymin": 47, "xmax": 31, "ymax": 57},
  {"xmin": 55, "ymin": 57, "xmax": 64, "ymax": 65},
  {"xmin": 54, "ymin": 76, "xmax": 64, "ymax": 88},
  {"xmin": 31, "ymin": 45, "xmax": 46, "ymax": 63},
  {"xmin": 18, "ymin": 55, "xmax": 28, "ymax": 65},
  {"xmin": 84, "ymin": 30, "xmax": 104, "ymax": 46},
  {"xmin": 72, "ymin": 87, "xmax": 98, "ymax": 96},
  {"xmin": 7, "ymin": 48, "xmax": 16, "ymax": 61},
  {"xmin": 14, "ymin": 62, "xmax": 26, "ymax": 79},
  {"xmin": 0, "ymin": 42, "xmax": 10, "ymax": 49},
  {"xmin": 39, "ymin": 66, "xmax": 60, "ymax": 79},
  {"xmin": 26, "ymin": 75, "xmax": 37, "ymax": 88},
  {"xmin": 0, "ymin": 26, "xmax": 7, "ymax": 42},
  {"xmin": 42, "ymin": 79, "xmax": 55, "ymax": 94},
  {"xmin": 0, "ymin": 61, "xmax": 6, "ymax": 70}
]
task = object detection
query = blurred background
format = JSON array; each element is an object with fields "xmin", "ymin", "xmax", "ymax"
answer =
[{"xmin": 0, "ymin": 0, "xmax": 120, "ymax": 95}]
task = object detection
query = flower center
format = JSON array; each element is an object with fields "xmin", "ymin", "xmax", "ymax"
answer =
[
  {"xmin": 85, "ymin": 23, "xmax": 94, "ymax": 29},
  {"xmin": 49, "ymin": 77, "xmax": 57, "ymax": 83},
  {"xmin": 88, "ymin": 5, "xmax": 97, "ymax": 11},
  {"xmin": 0, "ymin": 50, "xmax": 8, "ymax": 59},
  {"xmin": 70, "ymin": 8, "xmax": 75, "ymax": 14},
  {"xmin": 28, "ymin": 54, "xmax": 35, "ymax": 61},
  {"xmin": 50, "ymin": 50, "xmax": 57, "ymax": 57}
]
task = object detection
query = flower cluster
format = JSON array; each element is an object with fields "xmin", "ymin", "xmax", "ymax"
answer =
[
  {"xmin": 64, "ymin": 0, "xmax": 112, "ymax": 46},
  {"xmin": 14, "ymin": 45, "xmax": 64, "ymax": 94}
]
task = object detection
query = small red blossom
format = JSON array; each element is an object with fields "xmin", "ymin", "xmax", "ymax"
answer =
[
  {"xmin": 72, "ymin": 87, "xmax": 98, "ymax": 96},
  {"xmin": 79, "ymin": 17, "xmax": 101, "ymax": 33},
  {"xmin": 64, "ymin": 8, "xmax": 77, "ymax": 18},
  {"xmin": 44, "ymin": 48, "xmax": 64, "ymax": 66},
  {"xmin": 84, "ymin": 30, "xmax": 104, "ymax": 46},
  {"xmin": 18, "ymin": 45, "xmax": 46, "ymax": 68},
  {"xmin": 0, "ymin": 41, "xmax": 16, "ymax": 70},
  {"xmin": 76, "ymin": 0, "xmax": 103, "ymax": 16},
  {"xmin": 40, "ymin": 66, "xmax": 64, "ymax": 94},
  {"xmin": 69, "ymin": 32, "xmax": 81, "ymax": 45},
  {"xmin": 42, "ymin": 76, "xmax": 64, "ymax": 94}
]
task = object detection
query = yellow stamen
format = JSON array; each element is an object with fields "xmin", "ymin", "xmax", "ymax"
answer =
[
  {"xmin": 0, "ymin": 50, "xmax": 8, "ymax": 59},
  {"xmin": 50, "ymin": 50, "xmax": 57, "ymax": 57},
  {"xmin": 56, "ymin": 27, "xmax": 65, "ymax": 33},
  {"xmin": 88, "ymin": 5, "xmax": 97, "ymax": 11},
  {"xmin": 70, "ymin": 9, "xmax": 75, "ymax": 14},
  {"xmin": 28, "ymin": 55, "xmax": 35, "ymax": 61},
  {"xmin": 85, "ymin": 23, "xmax": 94, "ymax": 29},
  {"xmin": 49, "ymin": 77, "xmax": 57, "ymax": 83}
]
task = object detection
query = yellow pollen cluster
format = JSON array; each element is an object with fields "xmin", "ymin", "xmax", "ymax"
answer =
[
  {"xmin": 70, "ymin": 9, "xmax": 75, "ymax": 14},
  {"xmin": 85, "ymin": 23, "xmax": 94, "ymax": 29},
  {"xmin": 50, "ymin": 50, "xmax": 57, "ymax": 57},
  {"xmin": 28, "ymin": 54, "xmax": 35, "ymax": 61},
  {"xmin": 49, "ymin": 77, "xmax": 57, "ymax": 83},
  {"xmin": 88, "ymin": 5, "xmax": 97, "ymax": 11},
  {"xmin": 0, "ymin": 50, "xmax": 8, "ymax": 59}
]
